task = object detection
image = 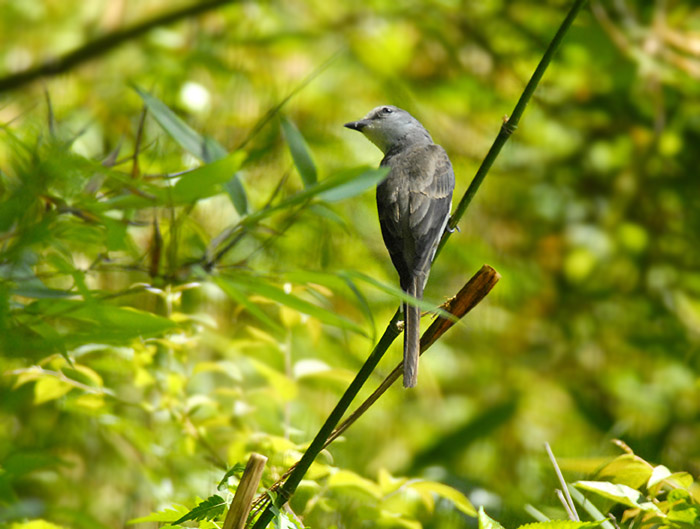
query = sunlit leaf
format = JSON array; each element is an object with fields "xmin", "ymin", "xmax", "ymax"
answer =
[
  {"xmin": 34, "ymin": 377, "xmax": 73, "ymax": 404},
  {"xmin": 327, "ymin": 470, "xmax": 382, "ymax": 499},
  {"xmin": 128, "ymin": 505, "xmax": 190, "ymax": 524},
  {"xmin": 9, "ymin": 520, "xmax": 67, "ymax": 529},
  {"xmin": 574, "ymin": 481, "xmax": 662, "ymax": 513},
  {"xmin": 478, "ymin": 507, "xmax": 506, "ymax": 529},
  {"xmin": 596, "ymin": 454, "xmax": 652, "ymax": 489},
  {"xmin": 409, "ymin": 481, "xmax": 477, "ymax": 517},
  {"xmin": 218, "ymin": 275, "xmax": 367, "ymax": 336}
]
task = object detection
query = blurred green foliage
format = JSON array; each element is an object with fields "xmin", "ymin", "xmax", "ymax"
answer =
[{"xmin": 1, "ymin": 1, "xmax": 699, "ymax": 528}]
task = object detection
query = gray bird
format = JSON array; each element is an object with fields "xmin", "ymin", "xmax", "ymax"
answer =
[{"xmin": 345, "ymin": 105, "xmax": 455, "ymax": 388}]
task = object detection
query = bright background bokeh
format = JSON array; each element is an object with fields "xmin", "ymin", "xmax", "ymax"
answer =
[{"xmin": 1, "ymin": 1, "xmax": 699, "ymax": 528}]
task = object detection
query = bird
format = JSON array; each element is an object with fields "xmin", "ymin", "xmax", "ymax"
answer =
[{"xmin": 345, "ymin": 105, "xmax": 455, "ymax": 388}]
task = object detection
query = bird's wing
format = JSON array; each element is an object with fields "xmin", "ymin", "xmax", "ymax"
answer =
[
  {"xmin": 405, "ymin": 144, "xmax": 455, "ymax": 275},
  {"xmin": 377, "ymin": 144, "xmax": 455, "ymax": 289}
]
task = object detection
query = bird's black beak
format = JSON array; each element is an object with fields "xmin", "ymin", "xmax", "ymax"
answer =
[{"xmin": 344, "ymin": 120, "xmax": 368, "ymax": 131}]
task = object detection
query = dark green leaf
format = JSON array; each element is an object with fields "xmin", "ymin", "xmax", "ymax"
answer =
[
  {"xmin": 281, "ymin": 116, "xmax": 317, "ymax": 187},
  {"xmin": 224, "ymin": 172, "xmax": 249, "ymax": 215},
  {"xmin": 171, "ymin": 151, "xmax": 247, "ymax": 203}
]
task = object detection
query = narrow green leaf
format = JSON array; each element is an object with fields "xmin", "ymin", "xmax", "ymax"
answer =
[
  {"xmin": 240, "ymin": 165, "xmax": 380, "ymax": 227},
  {"xmin": 220, "ymin": 275, "xmax": 367, "ymax": 337},
  {"xmin": 409, "ymin": 481, "xmax": 477, "ymax": 517},
  {"xmin": 281, "ymin": 116, "xmax": 317, "ymax": 187},
  {"xmin": 133, "ymin": 86, "xmax": 227, "ymax": 162},
  {"xmin": 214, "ymin": 277, "xmax": 284, "ymax": 333},
  {"xmin": 171, "ymin": 151, "xmax": 247, "ymax": 203},
  {"xmin": 224, "ymin": 172, "xmax": 249, "ymax": 215},
  {"xmin": 341, "ymin": 270, "xmax": 456, "ymax": 321},
  {"xmin": 318, "ymin": 167, "xmax": 388, "ymax": 202}
]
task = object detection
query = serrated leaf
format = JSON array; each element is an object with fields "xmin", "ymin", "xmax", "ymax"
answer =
[
  {"xmin": 479, "ymin": 507, "xmax": 506, "ymax": 529},
  {"xmin": 409, "ymin": 481, "xmax": 477, "ymax": 517},
  {"xmin": 134, "ymin": 86, "xmax": 227, "ymax": 163},
  {"xmin": 171, "ymin": 495, "xmax": 227, "ymax": 525},
  {"xmin": 575, "ymin": 481, "xmax": 662, "ymax": 513},
  {"xmin": 281, "ymin": 117, "xmax": 317, "ymax": 187}
]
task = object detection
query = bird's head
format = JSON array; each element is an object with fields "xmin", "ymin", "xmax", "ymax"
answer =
[{"xmin": 344, "ymin": 105, "xmax": 433, "ymax": 154}]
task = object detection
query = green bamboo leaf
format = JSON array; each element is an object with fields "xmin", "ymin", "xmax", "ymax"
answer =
[
  {"xmin": 240, "ymin": 166, "xmax": 381, "ymax": 227},
  {"xmin": 224, "ymin": 172, "xmax": 249, "ymax": 215},
  {"xmin": 219, "ymin": 275, "xmax": 367, "ymax": 336},
  {"xmin": 317, "ymin": 166, "xmax": 388, "ymax": 202},
  {"xmin": 214, "ymin": 277, "xmax": 284, "ymax": 333},
  {"xmin": 341, "ymin": 270, "xmax": 456, "ymax": 321},
  {"xmin": 133, "ymin": 85, "xmax": 227, "ymax": 162},
  {"xmin": 281, "ymin": 116, "xmax": 317, "ymax": 187},
  {"xmin": 171, "ymin": 151, "xmax": 247, "ymax": 203},
  {"xmin": 409, "ymin": 481, "xmax": 477, "ymax": 517}
]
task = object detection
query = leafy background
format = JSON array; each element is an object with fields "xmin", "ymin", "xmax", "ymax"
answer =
[{"xmin": 1, "ymin": 1, "xmax": 699, "ymax": 528}]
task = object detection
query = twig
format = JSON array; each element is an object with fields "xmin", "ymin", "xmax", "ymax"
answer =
[
  {"xmin": 0, "ymin": 0, "xmax": 237, "ymax": 94},
  {"xmin": 223, "ymin": 453, "xmax": 267, "ymax": 529},
  {"xmin": 545, "ymin": 442, "xmax": 580, "ymax": 521}
]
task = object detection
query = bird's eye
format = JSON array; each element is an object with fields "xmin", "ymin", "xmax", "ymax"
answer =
[{"xmin": 382, "ymin": 107, "xmax": 393, "ymax": 115}]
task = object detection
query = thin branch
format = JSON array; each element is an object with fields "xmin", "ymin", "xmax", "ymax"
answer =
[
  {"xmin": 0, "ymin": 0, "xmax": 237, "ymax": 94},
  {"xmin": 546, "ymin": 442, "xmax": 580, "ymax": 521}
]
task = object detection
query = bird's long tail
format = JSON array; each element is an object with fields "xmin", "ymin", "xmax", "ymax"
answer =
[{"xmin": 403, "ymin": 276, "xmax": 424, "ymax": 388}]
